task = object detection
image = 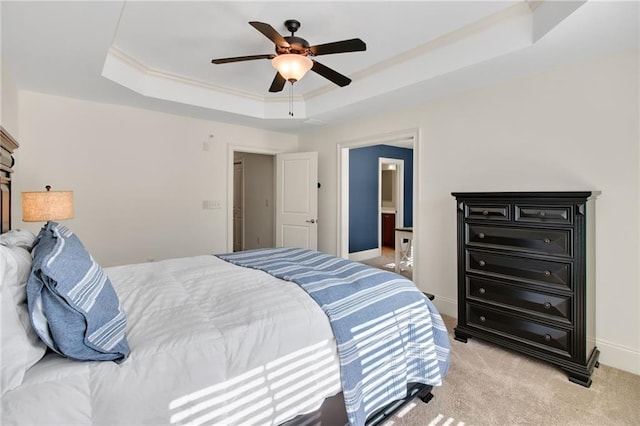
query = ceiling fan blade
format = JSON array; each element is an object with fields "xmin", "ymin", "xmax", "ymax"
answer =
[
  {"xmin": 211, "ymin": 54, "xmax": 273, "ymax": 64},
  {"xmin": 269, "ymin": 72, "xmax": 287, "ymax": 93},
  {"xmin": 249, "ymin": 21, "xmax": 290, "ymax": 47},
  {"xmin": 311, "ymin": 61, "xmax": 352, "ymax": 87},
  {"xmin": 309, "ymin": 38, "xmax": 366, "ymax": 56}
]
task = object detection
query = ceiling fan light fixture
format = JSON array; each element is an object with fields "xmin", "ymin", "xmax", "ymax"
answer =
[{"xmin": 272, "ymin": 54, "xmax": 313, "ymax": 83}]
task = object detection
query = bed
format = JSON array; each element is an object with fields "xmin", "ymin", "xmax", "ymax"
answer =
[{"xmin": 0, "ymin": 131, "xmax": 450, "ymax": 426}]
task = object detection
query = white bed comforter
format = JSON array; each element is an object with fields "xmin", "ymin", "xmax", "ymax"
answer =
[{"xmin": 2, "ymin": 255, "xmax": 341, "ymax": 425}]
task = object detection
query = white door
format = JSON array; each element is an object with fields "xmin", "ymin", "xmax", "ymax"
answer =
[{"xmin": 276, "ymin": 152, "xmax": 318, "ymax": 250}]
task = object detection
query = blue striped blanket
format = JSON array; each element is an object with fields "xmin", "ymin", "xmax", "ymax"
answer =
[{"xmin": 217, "ymin": 247, "xmax": 450, "ymax": 426}]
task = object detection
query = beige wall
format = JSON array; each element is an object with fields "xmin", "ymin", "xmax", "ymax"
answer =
[
  {"xmin": 14, "ymin": 91, "xmax": 297, "ymax": 267},
  {"xmin": 299, "ymin": 49, "xmax": 640, "ymax": 375},
  {"xmin": 1, "ymin": 58, "xmax": 20, "ymax": 136}
]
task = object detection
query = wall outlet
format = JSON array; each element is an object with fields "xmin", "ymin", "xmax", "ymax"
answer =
[{"xmin": 202, "ymin": 200, "xmax": 222, "ymax": 209}]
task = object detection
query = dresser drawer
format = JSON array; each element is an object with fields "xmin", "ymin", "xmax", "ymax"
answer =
[
  {"xmin": 467, "ymin": 277, "xmax": 572, "ymax": 323},
  {"xmin": 515, "ymin": 204, "xmax": 573, "ymax": 224},
  {"xmin": 467, "ymin": 305, "xmax": 572, "ymax": 357},
  {"xmin": 466, "ymin": 224, "xmax": 571, "ymax": 256},
  {"xmin": 466, "ymin": 250, "xmax": 572, "ymax": 290},
  {"xmin": 464, "ymin": 203, "xmax": 510, "ymax": 221}
]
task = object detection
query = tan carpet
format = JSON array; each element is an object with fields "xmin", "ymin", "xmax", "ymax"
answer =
[{"xmin": 384, "ymin": 315, "xmax": 640, "ymax": 426}]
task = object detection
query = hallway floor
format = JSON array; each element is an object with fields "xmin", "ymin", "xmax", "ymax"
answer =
[{"xmin": 359, "ymin": 246, "xmax": 413, "ymax": 280}]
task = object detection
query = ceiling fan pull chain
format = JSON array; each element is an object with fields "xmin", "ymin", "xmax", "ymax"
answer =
[{"xmin": 289, "ymin": 83, "xmax": 294, "ymax": 117}]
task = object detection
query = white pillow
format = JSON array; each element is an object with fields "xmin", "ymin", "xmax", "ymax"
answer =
[
  {"xmin": 0, "ymin": 229, "xmax": 37, "ymax": 252},
  {"xmin": 1, "ymin": 244, "xmax": 47, "ymax": 395}
]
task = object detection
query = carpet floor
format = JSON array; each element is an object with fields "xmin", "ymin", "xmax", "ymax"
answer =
[{"xmin": 383, "ymin": 315, "xmax": 640, "ymax": 426}]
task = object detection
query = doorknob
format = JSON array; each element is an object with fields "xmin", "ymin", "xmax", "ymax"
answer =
[{"xmin": 306, "ymin": 219, "xmax": 316, "ymax": 224}]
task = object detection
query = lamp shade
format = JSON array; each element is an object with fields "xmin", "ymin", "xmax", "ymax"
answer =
[
  {"xmin": 271, "ymin": 54, "xmax": 313, "ymax": 82},
  {"xmin": 22, "ymin": 186, "xmax": 74, "ymax": 222}
]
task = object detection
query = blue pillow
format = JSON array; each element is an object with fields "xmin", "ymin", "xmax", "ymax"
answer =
[{"xmin": 27, "ymin": 222, "xmax": 130, "ymax": 363}]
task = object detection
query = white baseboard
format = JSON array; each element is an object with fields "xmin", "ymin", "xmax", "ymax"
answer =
[
  {"xmin": 349, "ymin": 248, "xmax": 380, "ymax": 262},
  {"xmin": 595, "ymin": 338, "xmax": 640, "ymax": 376},
  {"xmin": 430, "ymin": 295, "xmax": 457, "ymax": 319}
]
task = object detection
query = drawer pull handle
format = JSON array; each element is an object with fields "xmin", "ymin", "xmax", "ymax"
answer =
[
  {"xmin": 544, "ymin": 334, "xmax": 552, "ymax": 342},
  {"xmin": 482, "ymin": 210, "xmax": 489, "ymax": 216},
  {"xmin": 479, "ymin": 288, "xmax": 486, "ymax": 295},
  {"xmin": 479, "ymin": 316, "xmax": 486, "ymax": 323},
  {"xmin": 478, "ymin": 260, "xmax": 486, "ymax": 267},
  {"xmin": 544, "ymin": 270, "xmax": 551, "ymax": 277},
  {"xmin": 539, "ymin": 211, "xmax": 546, "ymax": 217},
  {"xmin": 543, "ymin": 238, "xmax": 551, "ymax": 244},
  {"xmin": 478, "ymin": 233, "xmax": 485, "ymax": 239},
  {"xmin": 544, "ymin": 302, "xmax": 552, "ymax": 310}
]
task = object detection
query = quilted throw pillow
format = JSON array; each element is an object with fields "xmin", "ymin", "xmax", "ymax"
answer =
[{"xmin": 26, "ymin": 222, "xmax": 130, "ymax": 363}]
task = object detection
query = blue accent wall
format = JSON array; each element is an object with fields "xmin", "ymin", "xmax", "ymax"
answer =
[{"xmin": 349, "ymin": 145, "xmax": 413, "ymax": 253}]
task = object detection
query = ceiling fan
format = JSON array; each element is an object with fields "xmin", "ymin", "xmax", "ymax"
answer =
[{"xmin": 211, "ymin": 20, "xmax": 366, "ymax": 93}]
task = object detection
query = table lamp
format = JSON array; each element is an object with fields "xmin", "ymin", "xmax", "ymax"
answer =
[{"xmin": 22, "ymin": 185, "xmax": 74, "ymax": 223}]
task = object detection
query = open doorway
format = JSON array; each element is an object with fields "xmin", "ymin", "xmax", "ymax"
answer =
[
  {"xmin": 232, "ymin": 151, "xmax": 275, "ymax": 252},
  {"xmin": 227, "ymin": 146, "xmax": 319, "ymax": 252},
  {"xmin": 338, "ymin": 129, "xmax": 419, "ymax": 283},
  {"xmin": 379, "ymin": 157, "xmax": 404, "ymax": 250},
  {"xmin": 378, "ymin": 157, "xmax": 408, "ymax": 276}
]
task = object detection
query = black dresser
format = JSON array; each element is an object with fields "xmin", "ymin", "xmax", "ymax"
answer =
[{"xmin": 452, "ymin": 191, "xmax": 600, "ymax": 387}]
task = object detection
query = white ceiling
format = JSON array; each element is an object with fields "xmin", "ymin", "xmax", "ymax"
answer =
[{"xmin": 2, "ymin": 1, "xmax": 638, "ymax": 134}]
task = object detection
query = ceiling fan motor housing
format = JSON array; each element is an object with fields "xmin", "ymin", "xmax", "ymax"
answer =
[
  {"xmin": 278, "ymin": 36, "xmax": 310, "ymax": 55},
  {"xmin": 277, "ymin": 20, "xmax": 310, "ymax": 56}
]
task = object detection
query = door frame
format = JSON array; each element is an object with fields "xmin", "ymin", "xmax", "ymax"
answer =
[
  {"xmin": 336, "ymin": 128, "xmax": 420, "ymax": 282},
  {"xmin": 227, "ymin": 145, "xmax": 286, "ymax": 253}
]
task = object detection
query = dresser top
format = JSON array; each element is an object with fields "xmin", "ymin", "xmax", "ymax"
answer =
[{"xmin": 451, "ymin": 191, "xmax": 600, "ymax": 199}]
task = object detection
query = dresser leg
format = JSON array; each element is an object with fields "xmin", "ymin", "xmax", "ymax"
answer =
[
  {"xmin": 565, "ymin": 347, "xmax": 599, "ymax": 387},
  {"xmin": 567, "ymin": 372, "xmax": 593, "ymax": 388},
  {"xmin": 453, "ymin": 328, "xmax": 470, "ymax": 343}
]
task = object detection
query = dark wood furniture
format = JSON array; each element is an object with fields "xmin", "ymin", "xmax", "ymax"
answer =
[
  {"xmin": 382, "ymin": 212, "xmax": 395, "ymax": 248},
  {"xmin": 452, "ymin": 191, "xmax": 600, "ymax": 387},
  {"xmin": 1, "ymin": 126, "xmax": 19, "ymax": 233}
]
